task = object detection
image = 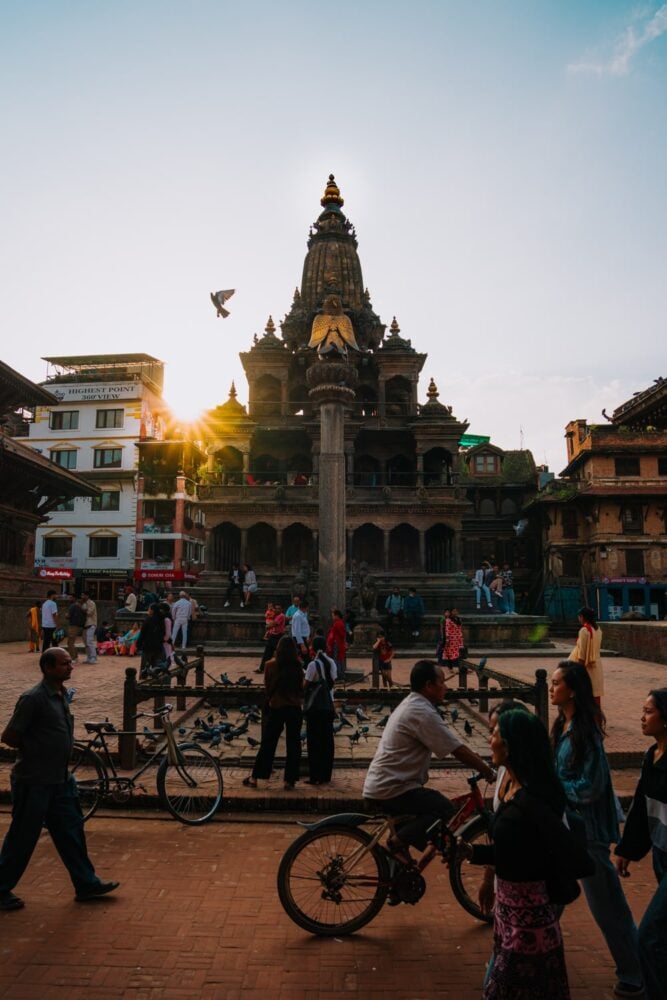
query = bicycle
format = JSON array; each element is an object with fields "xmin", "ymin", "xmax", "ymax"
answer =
[
  {"xmin": 277, "ymin": 772, "xmax": 493, "ymax": 936},
  {"xmin": 69, "ymin": 703, "xmax": 223, "ymax": 825}
]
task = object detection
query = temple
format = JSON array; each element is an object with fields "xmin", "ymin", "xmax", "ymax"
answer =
[{"xmin": 195, "ymin": 176, "xmax": 539, "ymax": 609}]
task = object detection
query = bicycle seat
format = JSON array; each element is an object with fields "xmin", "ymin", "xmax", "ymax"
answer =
[{"xmin": 83, "ymin": 721, "xmax": 117, "ymax": 734}]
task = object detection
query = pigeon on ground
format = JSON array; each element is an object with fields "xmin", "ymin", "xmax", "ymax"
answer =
[
  {"xmin": 356, "ymin": 707, "xmax": 369, "ymax": 722},
  {"xmin": 464, "ymin": 720, "xmax": 473, "ymax": 736},
  {"xmin": 451, "ymin": 708, "xmax": 459, "ymax": 724}
]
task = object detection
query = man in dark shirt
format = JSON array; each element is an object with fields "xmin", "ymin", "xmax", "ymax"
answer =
[{"xmin": 0, "ymin": 647, "xmax": 119, "ymax": 911}]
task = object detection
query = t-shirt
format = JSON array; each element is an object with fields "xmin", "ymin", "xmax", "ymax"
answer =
[
  {"xmin": 124, "ymin": 592, "xmax": 137, "ymax": 612},
  {"xmin": 41, "ymin": 599, "xmax": 58, "ymax": 628},
  {"xmin": 363, "ymin": 692, "xmax": 462, "ymax": 800},
  {"xmin": 81, "ymin": 598, "xmax": 97, "ymax": 629}
]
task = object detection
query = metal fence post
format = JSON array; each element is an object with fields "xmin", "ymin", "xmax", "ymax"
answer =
[
  {"xmin": 195, "ymin": 645, "xmax": 205, "ymax": 688},
  {"xmin": 534, "ymin": 668, "xmax": 549, "ymax": 728},
  {"xmin": 371, "ymin": 651, "xmax": 380, "ymax": 688},
  {"xmin": 479, "ymin": 672, "xmax": 489, "ymax": 716},
  {"xmin": 121, "ymin": 667, "xmax": 138, "ymax": 769}
]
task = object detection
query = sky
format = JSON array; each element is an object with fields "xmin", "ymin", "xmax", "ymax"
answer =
[{"xmin": 1, "ymin": 0, "xmax": 665, "ymax": 473}]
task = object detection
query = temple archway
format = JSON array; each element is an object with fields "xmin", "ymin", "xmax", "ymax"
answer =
[
  {"xmin": 389, "ymin": 523, "xmax": 419, "ymax": 570},
  {"xmin": 283, "ymin": 522, "xmax": 313, "ymax": 571},
  {"xmin": 425, "ymin": 524, "xmax": 455, "ymax": 573},
  {"xmin": 352, "ymin": 523, "xmax": 383, "ymax": 570},
  {"xmin": 356, "ymin": 384, "xmax": 378, "ymax": 417},
  {"xmin": 423, "ymin": 447, "xmax": 453, "ymax": 486},
  {"xmin": 355, "ymin": 454, "xmax": 381, "ymax": 487},
  {"xmin": 387, "ymin": 454, "xmax": 415, "ymax": 487},
  {"xmin": 385, "ymin": 375, "xmax": 411, "ymax": 416},
  {"xmin": 210, "ymin": 521, "xmax": 241, "ymax": 571},
  {"xmin": 247, "ymin": 522, "xmax": 277, "ymax": 568}
]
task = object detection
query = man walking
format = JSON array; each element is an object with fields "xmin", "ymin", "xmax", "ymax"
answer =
[
  {"xmin": 171, "ymin": 591, "xmax": 192, "ymax": 650},
  {"xmin": 66, "ymin": 596, "xmax": 85, "ymax": 662},
  {"xmin": 80, "ymin": 591, "xmax": 97, "ymax": 664},
  {"xmin": 0, "ymin": 647, "xmax": 119, "ymax": 911},
  {"xmin": 291, "ymin": 599, "xmax": 311, "ymax": 659},
  {"xmin": 40, "ymin": 590, "xmax": 59, "ymax": 652}
]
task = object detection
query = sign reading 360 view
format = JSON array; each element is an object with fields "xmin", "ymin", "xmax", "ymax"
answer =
[{"xmin": 51, "ymin": 383, "xmax": 140, "ymax": 402}]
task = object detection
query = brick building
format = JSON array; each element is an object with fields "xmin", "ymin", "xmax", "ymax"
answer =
[{"xmin": 529, "ymin": 378, "xmax": 667, "ymax": 620}]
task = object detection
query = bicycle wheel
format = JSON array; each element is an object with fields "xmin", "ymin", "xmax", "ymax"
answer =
[
  {"xmin": 156, "ymin": 742, "xmax": 223, "ymax": 824},
  {"xmin": 69, "ymin": 743, "xmax": 107, "ymax": 821},
  {"xmin": 277, "ymin": 824, "xmax": 390, "ymax": 936},
  {"xmin": 449, "ymin": 814, "xmax": 494, "ymax": 924}
]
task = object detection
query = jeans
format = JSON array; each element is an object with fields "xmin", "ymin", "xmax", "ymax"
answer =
[
  {"xmin": 580, "ymin": 841, "xmax": 642, "ymax": 988},
  {"xmin": 637, "ymin": 846, "xmax": 667, "ymax": 1000},
  {"xmin": 366, "ymin": 787, "xmax": 455, "ymax": 851},
  {"xmin": 172, "ymin": 621, "xmax": 189, "ymax": 649},
  {"xmin": 83, "ymin": 625, "xmax": 97, "ymax": 662},
  {"xmin": 503, "ymin": 587, "xmax": 516, "ymax": 614},
  {"xmin": 473, "ymin": 584, "xmax": 492, "ymax": 608},
  {"xmin": 305, "ymin": 709, "xmax": 335, "ymax": 783},
  {"xmin": 252, "ymin": 705, "xmax": 302, "ymax": 784},
  {"xmin": 0, "ymin": 776, "xmax": 100, "ymax": 895}
]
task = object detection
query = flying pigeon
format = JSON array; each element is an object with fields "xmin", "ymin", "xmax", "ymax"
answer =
[{"xmin": 210, "ymin": 288, "xmax": 235, "ymax": 318}]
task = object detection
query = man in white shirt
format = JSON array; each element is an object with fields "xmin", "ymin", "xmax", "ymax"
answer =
[
  {"xmin": 40, "ymin": 591, "xmax": 59, "ymax": 652},
  {"xmin": 79, "ymin": 591, "xmax": 98, "ymax": 664},
  {"xmin": 124, "ymin": 587, "xmax": 137, "ymax": 613},
  {"xmin": 291, "ymin": 600, "xmax": 311, "ymax": 658},
  {"xmin": 171, "ymin": 591, "xmax": 192, "ymax": 650},
  {"xmin": 363, "ymin": 660, "xmax": 494, "ymax": 857}
]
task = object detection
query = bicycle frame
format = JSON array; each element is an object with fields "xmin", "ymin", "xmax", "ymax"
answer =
[{"xmin": 77, "ymin": 706, "xmax": 185, "ymax": 789}]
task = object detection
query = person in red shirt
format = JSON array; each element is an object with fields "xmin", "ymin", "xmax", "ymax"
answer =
[
  {"xmin": 256, "ymin": 603, "xmax": 285, "ymax": 674},
  {"xmin": 326, "ymin": 608, "xmax": 347, "ymax": 681}
]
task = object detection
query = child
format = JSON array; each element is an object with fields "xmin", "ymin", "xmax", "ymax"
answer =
[{"xmin": 373, "ymin": 629, "xmax": 394, "ymax": 689}]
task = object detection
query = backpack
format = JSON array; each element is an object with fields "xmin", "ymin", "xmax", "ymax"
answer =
[{"xmin": 303, "ymin": 656, "xmax": 334, "ymax": 714}]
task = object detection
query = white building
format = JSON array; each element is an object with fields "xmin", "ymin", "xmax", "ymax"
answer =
[{"xmin": 21, "ymin": 354, "xmax": 167, "ymax": 604}]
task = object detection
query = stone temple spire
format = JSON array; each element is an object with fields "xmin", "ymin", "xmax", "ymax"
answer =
[{"xmin": 281, "ymin": 174, "xmax": 385, "ymax": 353}]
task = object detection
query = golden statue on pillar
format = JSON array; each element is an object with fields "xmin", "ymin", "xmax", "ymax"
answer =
[{"xmin": 308, "ymin": 293, "xmax": 361, "ymax": 358}]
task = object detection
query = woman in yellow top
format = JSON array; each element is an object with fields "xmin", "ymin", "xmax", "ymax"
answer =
[{"xmin": 568, "ymin": 606, "xmax": 603, "ymax": 704}]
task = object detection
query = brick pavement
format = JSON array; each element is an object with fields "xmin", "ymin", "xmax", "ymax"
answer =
[{"xmin": 0, "ymin": 813, "xmax": 659, "ymax": 999}]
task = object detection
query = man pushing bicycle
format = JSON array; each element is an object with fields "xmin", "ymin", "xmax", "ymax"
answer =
[{"xmin": 363, "ymin": 660, "xmax": 494, "ymax": 862}]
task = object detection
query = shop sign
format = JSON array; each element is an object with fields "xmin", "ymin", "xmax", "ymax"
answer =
[
  {"xmin": 79, "ymin": 568, "xmax": 129, "ymax": 578},
  {"xmin": 595, "ymin": 577, "xmax": 647, "ymax": 585},
  {"xmin": 35, "ymin": 557, "xmax": 76, "ymax": 569},
  {"xmin": 50, "ymin": 383, "xmax": 140, "ymax": 403},
  {"xmin": 137, "ymin": 569, "xmax": 186, "ymax": 581},
  {"xmin": 140, "ymin": 561, "xmax": 174, "ymax": 571},
  {"xmin": 37, "ymin": 567, "xmax": 74, "ymax": 580}
]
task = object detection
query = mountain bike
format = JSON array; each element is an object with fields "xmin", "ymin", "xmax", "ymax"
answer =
[
  {"xmin": 277, "ymin": 772, "xmax": 493, "ymax": 936},
  {"xmin": 69, "ymin": 703, "xmax": 223, "ymax": 825}
]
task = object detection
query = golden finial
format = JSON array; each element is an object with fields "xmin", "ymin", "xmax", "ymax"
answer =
[
  {"xmin": 320, "ymin": 173, "xmax": 344, "ymax": 208},
  {"xmin": 265, "ymin": 315, "xmax": 276, "ymax": 335},
  {"xmin": 389, "ymin": 317, "xmax": 401, "ymax": 337},
  {"xmin": 427, "ymin": 378, "xmax": 439, "ymax": 402},
  {"xmin": 229, "ymin": 381, "xmax": 237, "ymax": 399}
]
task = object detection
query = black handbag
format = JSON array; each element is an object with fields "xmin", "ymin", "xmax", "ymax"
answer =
[{"xmin": 303, "ymin": 659, "xmax": 333, "ymax": 715}]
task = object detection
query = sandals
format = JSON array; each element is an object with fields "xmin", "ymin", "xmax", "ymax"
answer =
[{"xmin": 242, "ymin": 777, "xmax": 258, "ymax": 788}]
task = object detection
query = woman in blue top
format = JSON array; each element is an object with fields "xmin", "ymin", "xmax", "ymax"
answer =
[{"xmin": 550, "ymin": 662, "xmax": 642, "ymax": 998}]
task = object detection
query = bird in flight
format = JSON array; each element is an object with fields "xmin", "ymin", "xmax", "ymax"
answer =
[{"xmin": 210, "ymin": 288, "xmax": 235, "ymax": 318}]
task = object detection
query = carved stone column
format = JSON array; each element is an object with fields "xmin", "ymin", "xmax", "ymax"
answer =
[
  {"xmin": 419, "ymin": 530, "xmax": 426, "ymax": 572},
  {"xmin": 383, "ymin": 529, "xmax": 390, "ymax": 572},
  {"xmin": 307, "ymin": 359, "xmax": 358, "ymax": 616}
]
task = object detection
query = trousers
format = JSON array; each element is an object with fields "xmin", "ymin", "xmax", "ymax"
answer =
[
  {"xmin": 0, "ymin": 776, "xmax": 99, "ymax": 895},
  {"xmin": 580, "ymin": 841, "xmax": 642, "ymax": 988},
  {"xmin": 83, "ymin": 625, "xmax": 97, "ymax": 662},
  {"xmin": 305, "ymin": 710, "xmax": 335, "ymax": 783},
  {"xmin": 172, "ymin": 621, "xmax": 189, "ymax": 649},
  {"xmin": 366, "ymin": 786, "xmax": 455, "ymax": 851},
  {"xmin": 637, "ymin": 846, "xmax": 667, "ymax": 1000},
  {"xmin": 252, "ymin": 705, "xmax": 302, "ymax": 784}
]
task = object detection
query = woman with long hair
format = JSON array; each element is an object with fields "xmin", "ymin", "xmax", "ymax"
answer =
[
  {"xmin": 551, "ymin": 662, "xmax": 642, "ymax": 998},
  {"xmin": 464, "ymin": 709, "xmax": 592, "ymax": 999},
  {"xmin": 243, "ymin": 635, "xmax": 304, "ymax": 791},
  {"xmin": 568, "ymin": 606, "xmax": 603, "ymax": 705},
  {"xmin": 615, "ymin": 688, "xmax": 667, "ymax": 1000}
]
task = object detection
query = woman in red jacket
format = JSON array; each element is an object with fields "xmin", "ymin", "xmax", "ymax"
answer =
[{"xmin": 326, "ymin": 607, "xmax": 347, "ymax": 681}]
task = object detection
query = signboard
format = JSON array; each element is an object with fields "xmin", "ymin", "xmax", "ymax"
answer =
[
  {"xmin": 37, "ymin": 568, "xmax": 74, "ymax": 580},
  {"xmin": 136, "ymin": 570, "xmax": 198, "ymax": 582},
  {"xmin": 594, "ymin": 577, "xmax": 647, "ymax": 585},
  {"xmin": 49, "ymin": 382, "xmax": 141, "ymax": 403},
  {"xmin": 79, "ymin": 568, "xmax": 129, "ymax": 578},
  {"xmin": 140, "ymin": 561, "xmax": 174, "ymax": 571},
  {"xmin": 35, "ymin": 557, "xmax": 76, "ymax": 569}
]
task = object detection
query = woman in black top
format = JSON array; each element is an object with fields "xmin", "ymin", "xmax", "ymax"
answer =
[
  {"xmin": 615, "ymin": 688, "xmax": 667, "ymax": 1000},
  {"xmin": 136, "ymin": 604, "xmax": 166, "ymax": 678},
  {"xmin": 464, "ymin": 709, "xmax": 592, "ymax": 999}
]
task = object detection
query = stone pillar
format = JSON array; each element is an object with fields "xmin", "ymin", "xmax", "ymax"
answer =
[
  {"xmin": 241, "ymin": 527, "xmax": 248, "ymax": 563},
  {"xmin": 378, "ymin": 376, "xmax": 386, "ymax": 418},
  {"xmin": 419, "ymin": 530, "xmax": 426, "ymax": 571},
  {"xmin": 280, "ymin": 378, "xmax": 289, "ymax": 416},
  {"xmin": 383, "ymin": 529, "xmax": 390, "ymax": 572},
  {"xmin": 276, "ymin": 527, "xmax": 283, "ymax": 571},
  {"xmin": 307, "ymin": 359, "xmax": 357, "ymax": 616},
  {"xmin": 416, "ymin": 452, "xmax": 424, "ymax": 488}
]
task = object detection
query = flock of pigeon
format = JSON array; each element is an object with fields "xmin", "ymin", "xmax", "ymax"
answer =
[{"xmin": 139, "ymin": 690, "xmax": 479, "ymax": 757}]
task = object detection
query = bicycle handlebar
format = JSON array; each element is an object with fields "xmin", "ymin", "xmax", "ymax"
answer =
[
  {"xmin": 132, "ymin": 703, "xmax": 174, "ymax": 721},
  {"xmin": 467, "ymin": 771, "xmax": 495, "ymax": 787}
]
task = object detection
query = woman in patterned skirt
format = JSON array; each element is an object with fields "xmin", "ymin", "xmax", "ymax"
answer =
[{"xmin": 461, "ymin": 710, "xmax": 593, "ymax": 999}]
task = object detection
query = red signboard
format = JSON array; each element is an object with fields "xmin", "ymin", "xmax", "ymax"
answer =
[
  {"xmin": 37, "ymin": 568, "xmax": 74, "ymax": 580},
  {"xmin": 136, "ymin": 570, "xmax": 198, "ymax": 582}
]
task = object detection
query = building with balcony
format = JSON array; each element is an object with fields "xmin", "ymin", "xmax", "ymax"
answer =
[
  {"xmin": 528, "ymin": 378, "xmax": 667, "ymax": 620},
  {"xmin": 135, "ymin": 440, "xmax": 206, "ymax": 590},
  {"xmin": 0, "ymin": 359, "xmax": 97, "ymax": 638},
  {"xmin": 194, "ymin": 176, "xmax": 540, "ymax": 608},
  {"xmin": 19, "ymin": 354, "xmax": 168, "ymax": 603}
]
